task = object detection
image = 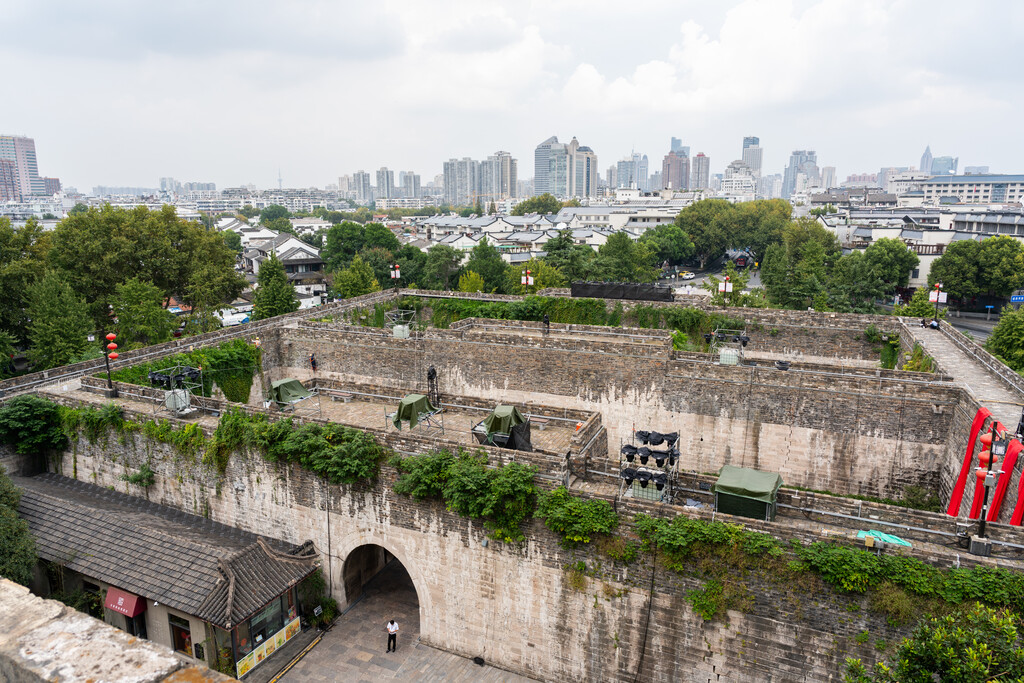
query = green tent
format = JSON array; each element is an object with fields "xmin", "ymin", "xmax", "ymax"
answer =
[
  {"xmin": 270, "ymin": 378, "xmax": 312, "ymax": 409},
  {"xmin": 713, "ymin": 464, "xmax": 783, "ymax": 521},
  {"xmin": 392, "ymin": 394, "xmax": 437, "ymax": 430},
  {"xmin": 482, "ymin": 405, "xmax": 526, "ymax": 435}
]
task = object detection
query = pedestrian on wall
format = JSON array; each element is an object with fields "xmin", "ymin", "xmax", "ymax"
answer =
[
  {"xmin": 309, "ymin": 353, "xmax": 317, "ymax": 373},
  {"xmin": 386, "ymin": 619, "xmax": 399, "ymax": 652}
]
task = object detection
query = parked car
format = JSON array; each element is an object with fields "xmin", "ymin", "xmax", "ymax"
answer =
[{"xmin": 681, "ymin": 271, "xmax": 696, "ymax": 280}]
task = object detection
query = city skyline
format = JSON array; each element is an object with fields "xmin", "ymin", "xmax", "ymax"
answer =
[{"xmin": 4, "ymin": 0, "xmax": 1021, "ymax": 191}]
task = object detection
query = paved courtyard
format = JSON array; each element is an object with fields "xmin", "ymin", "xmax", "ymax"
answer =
[{"xmin": 280, "ymin": 562, "xmax": 535, "ymax": 683}]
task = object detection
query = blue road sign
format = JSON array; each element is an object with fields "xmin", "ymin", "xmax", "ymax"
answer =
[{"xmin": 1011, "ymin": 295, "xmax": 1024, "ymax": 303}]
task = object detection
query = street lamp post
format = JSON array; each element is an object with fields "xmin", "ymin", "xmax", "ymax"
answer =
[
  {"xmin": 521, "ymin": 269, "xmax": 533, "ymax": 290},
  {"xmin": 389, "ymin": 264, "xmax": 400, "ymax": 291},
  {"xmin": 103, "ymin": 332, "xmax": 119, "ymax": 399},
  {"xmin": 933, "ymin": 282, "xmax": 943, "ymax": 320}
]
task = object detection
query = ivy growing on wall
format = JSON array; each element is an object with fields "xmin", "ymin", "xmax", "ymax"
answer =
[{"xmin": 535, "ymin": 486, "xmax": 619, "ymax": 547}]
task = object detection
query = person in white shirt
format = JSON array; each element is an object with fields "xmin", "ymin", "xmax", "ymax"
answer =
[{"xmin": 386, "ymin": 619, "xmax": 399, "ymax": 652}]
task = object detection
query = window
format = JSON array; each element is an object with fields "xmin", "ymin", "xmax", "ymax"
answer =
[
  {"xmin": 911, "ymin": 269, "xmax": 920, "ymax": 279},
  {"xmin": 249, "ymin": 597, "xmax": 284, "ymax": 647},
  {"xmin": 169, "ymin": 614, "xmax": 193, "ymax": 656}
]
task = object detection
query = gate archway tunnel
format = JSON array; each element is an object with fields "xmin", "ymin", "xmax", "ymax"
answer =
[{"xmin": 339, "ymin": 544, "xmax": 420, "ymax": 649}]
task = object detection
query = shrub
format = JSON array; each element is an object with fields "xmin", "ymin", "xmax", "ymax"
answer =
[
  {"xmin": 0, "ymin": 395, "xmax": 67, "ymax": 455},
  {"xmin": 121, "ymin": 462, "xmax": 156, "ymax": 488},
  {"xmin": 795, "ymin": 543, "xmax": 882, "ymax": 593},
  {"xmin": 535, "ymin": 486, "xmax": 619, "ymax": 547}
]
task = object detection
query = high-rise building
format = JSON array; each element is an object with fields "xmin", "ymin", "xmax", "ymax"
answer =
[
  {"xmin": 742, "ymin": 136, "xmax": 759, "ymax": 149},
  {"xmin": 443, "ymin": 157, "xmax": 480, "ymax": 206},
  {"xmin": 691, "ymin": 153, "xmax": 711, "ymax": 190},
  {"xmin": 930, "ymin": 156, "xmax": 958, "ymax": 175},
  {"xmin": 0, "ymin": 159, "xmax": 17, "ymax": 202},
  {"xmin": 964, "ymin": 166, "xmax": 990, "ymax": 175},
  {"xmin": 615, "ymin": 152, "xmax": 649, "ymax": 190},
  {"xmin": 741, "ymin": 143, "xmax": 763, "ymax": 178},
  {"xmin": 338, "ymin": 175, "xmax": 351, "ymax": 195},
  {"xmin": 376, "ymin": 167, "xmax": 395, "ymax": 200},
  {"xmin": 920, "ymin": 146, "xmax": 933, "ymax": 174},
  {"xmin": 573, "ymin": 144, "xmax": 598, "ymax": 198},
  {"xmin": 670, "ymin": 137, "xmax": 690, "ymax": 157},
  {"xmin": 534, "ymin": 136, "xmax": 559, "ymax": 195},
  {"xmin": 820, "ymin": 166, "xmax": 836, "ymax": 190},
  {"xmin": 661, "ymin": 150, "xmax": 690, "ymax": 190},
  {"xmin": 0, "ymin": 135, "xmax": 46, "ymax": 197},
  {"xmin": 400, "ymin": 172, "xmax": 421, "ymax": 199},
  {"xmin": 782, "ymin": 150, "xmax": 818, "ymax": 198},
  {"xmin": 542, "ymin": 137, "xmax": 597, "ymax": 198},
  {"xmin": 606, "ymin": 165, "xmax": 617, "ymax": 191},
  {"xmin": 721, "ymin": 160, "xmax": 755, "ymax": 196},
  {"xmin": 353, "ymin": 171, "xmax": 372, "ymax": 203}
]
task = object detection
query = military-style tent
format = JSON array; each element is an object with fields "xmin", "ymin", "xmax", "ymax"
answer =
[
  {"xmin": 474, "ymin": 405, "xmax": 533, "ymax": 452},
  {"xmin": 270, "ymin": 378, "xmax": 312, "ymax": 410},
  {"xmin": 713, "ymin": 464, "xmax": 783, "ymax": 521}
]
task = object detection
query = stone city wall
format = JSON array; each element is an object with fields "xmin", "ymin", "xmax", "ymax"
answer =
[{"xmin": 269, "ymin": 324, "xmax": 962, "ymax": 501}]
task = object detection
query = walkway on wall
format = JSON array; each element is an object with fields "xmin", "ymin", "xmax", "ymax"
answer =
[
  {"xmin": 904, "ymin": 323, "xmax": 1023, "ymax": 428},
  {"xmin": 281, "ymin": 562, "xmax": 534, "ymax": 683}
]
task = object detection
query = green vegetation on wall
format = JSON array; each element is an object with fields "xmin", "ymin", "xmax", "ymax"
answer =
[{"xmin": 108, "ymin": 338, "xmax": 261, "ymax": 403}]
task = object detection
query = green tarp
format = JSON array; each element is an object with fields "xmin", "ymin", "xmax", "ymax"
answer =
[
  {"xmin": 392, "ymin": 394, "xmax": 437, "ymax": 430},
  {"xmin": 481, "ymin": 405, "xmax": 526, "ymax": 436},
  {"xmin": 713, "ymin": 465, "xmax": 782, "ymax": 504},
  {"xmin": 270, "ymin": 378, "xmax": 312, "ymax": 408},
  {"xmin": 857, "ymin": 530, "xmax": 912, "ymax": 547}
]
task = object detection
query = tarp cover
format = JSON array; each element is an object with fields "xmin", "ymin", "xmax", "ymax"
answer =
[
  {"xmin": 570, "ymin": 281, "xmax": 673, "ymax": 302},
  {"xmin": 482, "ymin": 405, "xmax": 526, "ymax": 435},
  {"xmin": 392, "ymin": 393, "xmax": 436, "ymax": 430},
  {"xmin": 713, "ymin": 465, "xmax": 782, "ymax": 503},
  {"xmin": 271, "ymin": 378, "xmax": 312, "ymax": 407}
]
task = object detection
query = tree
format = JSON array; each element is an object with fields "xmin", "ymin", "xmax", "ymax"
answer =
[
  {"xmin": 394, "ymin": 244, "xmax": 428, "ymax": 288},
  {"xmin": 252, "ymin": 254, "xmax": 298, "ymax": 320},
  {"xmin": 864, "ymin": 238, "xmax": 920, "ymax": 292},
  {"xmin": 465, "ymin": 237, "xmax": 508, "ymax": 292},
  {"xmin": 68, "ymin": 202, "xmax": 88, "ymax": 215},
  {"xmin": 985, "ymin": 305, "xmax": 1024, "ymax": 372},
  {"xmin": 977, "ymin": 235, "xmax": 1024, "ymax": 297},
  {"xmin": 638, "ymin": 224, "xmax": 695, "ymax": 266},
  {"xmin": 675, "ymin": 199, "xmax": 732, "ymax": 270},
  {"xmin": 0, "ymin": 331, "xmax": 15, "ymax": 378},
  {"xmin": 827, "ymin": 252, "xmax": 884, "ymax": 313},
  {"xmin": 844, "ymin": 603, "xmax": 1024, "ymax": 683},
  {"xmin": 808, "ymin": 204, "xmax": 837, "ymax": 216},
  {"xmin": 488, "ymin": 201, "xmax": 497, "ymax": 215},
  {"xmin": 702, "ymin": 261, "xmax": 750, "ymax": 306},
  {"xmin": 733, "ymin": 199, "xmax": 791, "ymax": 264},
  {"xmin": 322, "ymin": 221, "xmax": 365, "ymax": 271},
  {"xmin": 0, "ymin": 217, "xmax": 51, "ymax": 343},
  {"xmin": 593, "ymin": 232, "xmax": 658, "ymax": 282},
  {"xmin": 424, "ymin": 244, "xmax": 463, "ymax": 290},
  {"xmin": 511, "ymin": 193, "xmax": 561, "ymax": 216},
  {"xmin": 504, "ymin": 259, "xmax": 567, "ymax": 295},
  {"xmin": 263, "ymin": 216, "xmax": 294, "ymax": 235},
  {"xmin": 112, "ymin": 278, "xmax": 177, "ymax": 347},
  {"xmin": 333, "ymin": 254, "xmax": 381, "ymax": 299},
  {"xmin": 562, "ymin": 198, "xmax": 582, "ymax": 209},
  {"xmin": 782, "ymin": 217, "xmax": 841, "ymax": 267},
  {"xmin": 458, "ymin": 270, "xmax": 485, "ymax": 293},
  {"xmin": 760, "ymin": 243, "xmax": 790, "ymax": 306},
  {"xmin": 50, "ymin": 205, "xmax": 242, "ymax": 330},
  {"xmin": 0, "ymin": 466, "xmax": 35, "ymax": 586},
  {"xmin": 26, "ymin": 270, "xmax": 92, "ymax": 369},
  {"xmin": 239, "ymin": 205, "xmax": 259, "ymax": 219},
  {"xmin": 362, "ymin": 223, "xmax": 400, "ymax": 253},
  {"xmin": 928, "ymin": 239, "xmax": 981, "ymax": 302},
  {"xmin": 543, "ymin": 230, "xmax": 595, "ymax": 281},
  {"xmin": 222, "ymin": 230, "xmax": 242, "ymax": 253},
  {"xmin": 358, "ymin": 246, "xmax": 396, "ymax": 287},
  {"xmin": 259, "ymin": 204, "xmax": 290, "ymax": 223}
]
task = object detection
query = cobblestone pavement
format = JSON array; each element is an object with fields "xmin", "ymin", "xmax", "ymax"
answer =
[
  {"xmin": 905, "ymin": 325, "xmax": 1023, "ymax": 428},
  {"xmin": 280, "ymin": 562, "xmax": 535, "ymax": 683}
]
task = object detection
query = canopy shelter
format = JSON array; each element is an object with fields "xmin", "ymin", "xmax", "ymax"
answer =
[
  {"xmin": 269, "ymin": 378, "xmax": 322, "ymax": 418},
  {"xmin": 389, "ymin": 393, "xmax": 443, "ymax": 434},
  {"xmin": 473, "ymin": 405, "xmax": 533, "ymax": 452},
  {"xmin": 713, "ymin": 464, "xmax": 782, "ymax": 521}
]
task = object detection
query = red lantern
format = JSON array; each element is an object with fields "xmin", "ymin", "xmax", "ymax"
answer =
[
  {"xmin": 106, "ymin": 342, "xmax": 118, "ymax": 351},
  {"xmin": 980, "ymin": 433, "xmax": 993, "ymax": 447},
  {"xmin": 978, "ymin": 450, "xmax": 995, "ymax": 466},
  {"xmin": 105, "ymin": 332, "xmax": 117, "ymax": 341},
  {"xmin": 976, "ymin": 468, "xmax": 988, "ymax": 480},
  {"xmin": 108, "ymin": 352, "xmax": 119, "ymax": 360}
]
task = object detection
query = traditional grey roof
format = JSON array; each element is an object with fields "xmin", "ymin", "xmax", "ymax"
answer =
[
  {"xmin": 853, "ymin": 227, "xmax": 874, "ymax": 237},
  {"xmin": 900, "ymin": 229, "xmax": 924, "ymax": 240},
  {"xmin": 16, "ymin": 474, "xmax": 318, "ymax": 629}
]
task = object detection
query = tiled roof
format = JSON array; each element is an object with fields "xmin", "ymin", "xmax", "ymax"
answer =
[{"xmin": 15, "ymin": 474, "xmax": 317, "ymax": 628}]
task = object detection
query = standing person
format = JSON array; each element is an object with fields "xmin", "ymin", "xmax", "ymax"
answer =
[
  {"xmin": 309, "ymin": 353, "xmax": 317, "ymax": 373},
  {"xmin": 386, "ymin": 619, "xmax": 399, "ymax": 652}
]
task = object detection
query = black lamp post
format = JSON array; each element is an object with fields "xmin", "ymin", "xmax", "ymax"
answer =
[
  {"xmin": 977, "ymin": 426, "xmax": 1006, "ymax": 540},
  {"xmin": 390, "ymin": 263, "xmax": 400, "ymax": 291},
  {"xmin": 103, "ymin": 332, "xmax": 119, "ymax": 399}
]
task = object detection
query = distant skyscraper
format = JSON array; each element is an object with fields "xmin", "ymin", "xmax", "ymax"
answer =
[
  {"xmin": 691, "ymin": 153, "xmax": 710, "ymax": 190},
  {"xmin": 930, "ymin": 156, "xmax": 958, "ymax": 175},
  {"xmin": 541, "ymin": 137, "xmax": 597, "ymax": 198},
  {"xmin": 0, "ymin": 159, "xmax": 17, "ymax": 202},
  {"xmin": 670, "ymin": 137, "xmax": 690, "ymax": 157},
  {"xmin": 572, "ymin": 144, "xmax": 598, "ymax": 198},
  {"xmin": 820, "ymin": 166, "xmax": 836, "ymax": 190},
  {"xmin": 376, "ymin": 167, "xmax": 395, "ymax": 199},
  {"xmin": 920, "ymin": 146, "xmax": 933, "ymax": 175},
  {"xmin": 606, "ymin": 164, "xmax": 617, "ymax": 191},
  {"xmin": 534, "ymin": 136, "xmax": 559, "ymax": 195},
  {"xmin": 964, "ymin": 166, "xmax": 990, "ymax": 175},
  {"xmin": 443, "ymin": 157, "xmax": 479, "ymax": 206},
  {"xmin": 782, "ymin": 150, "xmax": 818, "ymax": 198},
  {"xmin": 0, "ymin": 135, "xmax": 46, "ymax": 197},
  {"xmin": 741, "ymin": 142, "xmax": 763, "ymax": 178},
  {"xmin": 661, "ymin": 150, "xmax": 690, "ymax": 190},
  {"xmin": 353, "ymin": 171, "xmax": 372, "ymax": 203},
  {"xmin": 481, "ymin": 151, "xmax": 517, "ymax": 200},
  {"xmin": 400, "ymin": 172, "xmax": 421, "ymax": 199}
]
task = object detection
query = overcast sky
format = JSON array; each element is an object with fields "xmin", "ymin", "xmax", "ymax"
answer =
[{"xmin": 5, "ymin": 0, "xmax": 1022, "ymax": 191}]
